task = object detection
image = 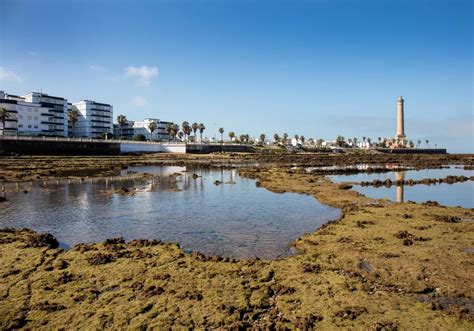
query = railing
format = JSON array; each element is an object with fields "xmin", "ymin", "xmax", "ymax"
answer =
[{"xmin": 0, "ymin": 135, "xmax": 185, "ymax": 145}]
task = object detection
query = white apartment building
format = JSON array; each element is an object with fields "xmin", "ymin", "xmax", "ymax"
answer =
[
  {"xmin": 0, "ymin": 91, "xmax": 68, "ymax": 137},
  {"xmin": 133, "ymin": 118, "xmax": 171, "ymax": 141},
  {"xmin": 113, "ymin": 118, "xmax": 172, "ymax": 141},
  {"xmin": 23, "ymin": 92, "xmax": 68, "ymax": 137},
  {"xmin": 69, "ymin": 100, "xmax": 113, "ymax": 138}
]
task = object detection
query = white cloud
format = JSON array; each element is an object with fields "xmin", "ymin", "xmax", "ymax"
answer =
[
  {"xmin": 0, "ymin": 67, "xmax": 23, "ymax": 82},
  {"xmin": 124, "ymin": 65, "xmax": 158, "ymax": 86},
  {"xmin": 133, "ymin": 96, "xmax": 148, "ymax": 107},
  {"xmin": 89, "ymin": 64, "xmax": 106, "ymax": 72}
]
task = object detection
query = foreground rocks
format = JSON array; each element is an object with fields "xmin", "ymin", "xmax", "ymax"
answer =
[{"xmin": 1, "ymin": 166, "xmax": 473, "ymax": 329}]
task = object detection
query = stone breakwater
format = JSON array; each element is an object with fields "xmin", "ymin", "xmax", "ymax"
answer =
[
  {"xmin": 1, "ymin": 166, "xmax": 473, "ymax": 329},
  {"xmin": 359, "ymin": 175, "xmax": 474, "ymax": 187}
]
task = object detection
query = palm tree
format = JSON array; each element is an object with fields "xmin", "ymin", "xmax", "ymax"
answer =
[
  {"xmin": 362, "ymin": 136, "xmax": 366, "ymax": 146},
  {"xmin": 367, "ymin": 138, "xmax": 372, "ymax": 145},
  {"xmin": 425, "ymin": 139, "xmax": 429, "ymax": 147},
  {"xmin": 239, "ymin": 134, "xmax": 246, "ymax": 144},
  {"xmin": 259, "ymin": 133, "xmax": 266, "ymax": 144},
  {"xmin": 198, "ymin": 123, "xmax": 205, "ymax": 142},
  {"xmin": 378, "ymin": 137, "xmax": 382, "ymax": 145},
  {"xmin": 228, "ymin": 131, "xmax": 235, "ymax": 142},
  {"xmin": 317, "ymin": 138, "xmax": 324, "ymax": 147},
  {"xmin": 184, "ymin": 125, "xmax": 192, "ymax": 141},
  {"xmin": 165, "ymin": 123, "xmax": 173, "ymax": 142},
  {"xmin": 177, "ymin": 131, "xmax": 184, "ymax": 141},
  {"xmin": 294, "ymin": 134, "xmax": 299, "ymax": 144},
  {"xmin": 218, "ymin": 128, "xmax": 224, "ymax": 143},
  {"xmin": 300, "ymin": 135, "xmax": 305, "ymax": 145},
  {"xmin": 273, "ymin": 133, "xmax": 280, "ymax": 144},
  {"xmin": 283, "ymin": 133, "xmax": 288, "ymax": 144},
  {"xmin": 68, "ymin": 109, "xmax": 78, "ymax": 137},
  {"xmin": 353, "ymin": 137, "xmax": 358, "ymax": 148},
  {"xmin": 192, "ymin": 122, "xmax": 198, "ymax": 140},
  {"xmin": 148, "ymin": 121, "xmax": 157, "ymax": 140},
  {"xmin": 417, "ymin": 139, "xmax": 421, "ymax": 148},
  {"xmin": 348, "ymin": 138, "xmax": 353, "ymax": 147},
  {"xmin": 336, "ymin": 135, "xmax": 346, "ymax": 147},
  {"xmin": 182, "ymin": 121, "xmax": 190, "ymax": 141},
  {"xmin": 117, "ymin": 115, "xmax": 127, "ymax": 139},
  {"xmin": 172, "ymin": 124, "xmax": 180, "ymax": 142},
  {"xmin": 0, "ymin": 107, "xmax": 10, "ymax": 136}
]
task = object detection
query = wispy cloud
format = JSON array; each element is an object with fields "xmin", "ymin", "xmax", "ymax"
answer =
[
  {"xmin": 124, "ymin": 65, "xmax": 158, "ymax": 86},
  {"xmin": 0, "ymin": 67, "xmax": 23, "ymax": 83},
  {"xmin": 133, "ymin": 96, "xmax": 148, "ymax": 107},
  {"xmin": 89, "ymin": 64, "xmax": 106, "ymax": 72}
]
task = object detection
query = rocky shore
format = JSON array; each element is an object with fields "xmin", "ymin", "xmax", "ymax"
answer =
[
  {"xmin": 359, "ymin": 175, "xmax": 474, "ymax": 187},
  {"xmin": 0, "ymin": 152, "xmax": 472, "ymax": 182},
  {"xmin": 1, "ymin": 159, "xmax": 473, "ymax": 329}
]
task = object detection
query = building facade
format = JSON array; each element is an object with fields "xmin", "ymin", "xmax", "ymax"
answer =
[
  {"xmin": 69, "ymin": 100, "xmax": 113, "ymax": 138},
  {"xmin": 23, "ymin": 92, "xmax": 69, "ymax": 137},
  {"xmin": 0, "ymin": 90, "xmax": 115, "ymax": 139},
  {"xmin": 113, "ymin": 118, "xmax": 172, "ymax": 141},
  {"xmin": 0, "ymin": 91, "xmax": 68, "ymax": 137}
]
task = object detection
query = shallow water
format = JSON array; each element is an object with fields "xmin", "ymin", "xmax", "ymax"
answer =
[
  {"xmin": 328, "ymin": 166, "xmax": 473, "ymax": 208},
  {"xmin": 0, "ymin": 166, "xmax": 340, "ymax": 259},
  {"xmin": 328, "ymin": 165, "xmax": 473, "ymax": 183}
]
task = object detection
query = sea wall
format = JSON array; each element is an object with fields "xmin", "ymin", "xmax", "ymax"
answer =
[
  {"xmin": 0, "ymin": 138, "xmax": 120, "ymax": 155},
  {"xmin": 376, "ymin": 148, "xmax": 447, "ymax": 154},
  {"xmin": 186, "ymin": 144, "xmax": 255, "ymax": 154},
  {"xmin": 0, "ymin": 137, "xmax": 185, "ymax": 155},
  {"xmin": 120, "ymin": 142, "xmax": 185, "ymax": 153}
]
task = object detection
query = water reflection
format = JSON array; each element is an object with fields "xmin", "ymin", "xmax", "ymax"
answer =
[
  {"xmin": 329, "ymin": 166, "xmax": 473, "ymax": 208},
  {"xmin": 395, "ymin": 171, "xmax": 405, "ymax": 203},
  {"xmin": 329, "ymin": 165, "xmax": 473, "ymax": 183},
  {"xmin": 0, "ymin": 166, "xmax": 340, "ymax": 259}
]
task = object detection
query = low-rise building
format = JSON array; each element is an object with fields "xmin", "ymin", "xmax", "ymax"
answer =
[
  {"xmin": 132, "ymin": 118, "xmax": 172, "ymax": 141},
  {"xmin": 113, "ymin": 118, "xmax": 172, "ymax": 141},
  {"xmin": 113, "ymin": 121, "xmax": 135, "ymax": 138},
  {"xmin": 322, "ymin": 140, "xmax": 336, "ymax": 147}
]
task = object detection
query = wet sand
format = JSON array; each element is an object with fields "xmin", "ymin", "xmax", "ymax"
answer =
[{"xmin": 0, "ymin": 153, "xmax": 473, "ymax": 329}]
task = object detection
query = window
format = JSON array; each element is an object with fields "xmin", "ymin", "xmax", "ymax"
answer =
[
  {"xmin": 28, "ymin": 116, "xmax": 32, "ymax": 120},
  {"xmin": 28, "ymin": 125, "xmax": 32, "ymax": 128},
  {"xmin": 19, "ymin": 115, "xmax": 23, "ymax": 119},
  {"xmin": 18, "ymin": 124, "xmax": 23, "ymax": 128},
  {"xmin": 28, "ymin": 108, "xmax": 31, "ymax": 112},
  {"xmin": 34, "ymin": 109, "xmax": 38, "ymax": 112},
  {"xmin": 34, "ymin": 125, "xmax": 38, "ymax": 128},
  {"xmin": 34, "ymin": 117, "xmax": 38, "ymax": 120}
]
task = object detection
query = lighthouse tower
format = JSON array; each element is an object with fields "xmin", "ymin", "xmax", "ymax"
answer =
[{"xmin": 396, "ymin": 96, "xmax": 407, "ymax": 145}]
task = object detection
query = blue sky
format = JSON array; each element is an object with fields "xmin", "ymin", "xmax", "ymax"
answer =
[{"xmin": 0, "ymin": 0, "xmax": 472, "ymax": 152}]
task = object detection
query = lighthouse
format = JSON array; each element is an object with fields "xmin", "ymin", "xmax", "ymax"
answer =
[
  {"xmin": 396, "ymin": 96, "xmax": 405, "ymax": 139},
  {"xmin": 395, "ymin": 96, "xmax": 407, "ymax": 147}
]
